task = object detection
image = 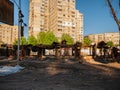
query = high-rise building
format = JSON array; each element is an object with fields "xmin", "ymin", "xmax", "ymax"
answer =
[
  {"xmin": 0, "ymin": 24, "xmax": 18, "ymax": 44},
  {"xmin": 28, "ymin": 0, "xmax": 49, "ymax": 36},
  {"xmin": 28, "ymin": 0, "xmax": 83, "ymax": 42}
]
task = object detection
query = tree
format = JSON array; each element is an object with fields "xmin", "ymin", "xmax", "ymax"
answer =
[
  {"xmin": 97, "ymin": 41, "xmax": 107, "ymax": 56},
  {"xmin": 44, "ymin": 31, "xmax": 58, "ymax": 45},
  {"xmin": 27, "ymin": 36, "xmax": 37, "ymax": 46},
  {"xmin": 0, "ymin": 40, "xmax": 3, "ymax": 47},
  {"xmin": 0, "ymin": 40, "xmax": 3, "ymax": 44},
  {"xmin": 37, "ymin": 31, "xmax": 58, "ymax": 45},
  {"xmin": 37, "ymin": 32, "xmax": 46, "ymax": 44},
  {"xmin": 61, "ymin": 34, "xmax": 74, "ymax": 45},
  {"xmin": 83, "ymin": 37, "xmax": 92, "ymax": 47},
  {"xmin": 97, "ymin": 41, "xmax": 106, "ymax": 48},
  {"xmin": 107, "ymin": 0, "xmax": 120, "ymax": 46},
  {"xmin": 106, "ymin": 41, "xmax": 114, "ymax": 47},
  {"xmin": 13, "ymin": 40, "xmax": 17, "ymax": 45},
  {"xmin": 13, "ymin": 37, "xmax": 28, "ymax": 45},
  {"xmin": 21, "ymin": 37, "xmax": 28, "ymax": 45}
]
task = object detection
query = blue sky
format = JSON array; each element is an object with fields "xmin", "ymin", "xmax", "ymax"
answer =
[
  {"xmin": 12, "ymin": 0, "xmax": 119, "ymax": 37},
  {"xmin": 76, "ymin": 0, "xmax": 119, "ymax": 36}
]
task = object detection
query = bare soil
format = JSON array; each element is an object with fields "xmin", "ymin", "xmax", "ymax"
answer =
[{"xmin": 0, "ymin": 57, "xmax": 120, "ymax": 90}]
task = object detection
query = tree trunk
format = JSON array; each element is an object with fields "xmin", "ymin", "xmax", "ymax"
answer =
[
  {"xmin": 107, "ymin": 0, "xmax": 120, "ymax": 46},
  {"xmin": 107, "ymin": 0, "xmax": 120, "ymax": 30}
]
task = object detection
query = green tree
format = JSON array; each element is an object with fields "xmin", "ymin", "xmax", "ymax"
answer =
[
  {"xmin": 61, "ymin": 34, "xmax": 74, "ymax": 45},
  {"xmin": 37, "ymin": 32, "xmax": 46, "ymax": 44},
  {"xmin": 37, "ymin": 31, "xmax": 58, "ymax": 45},
  {"xmin": 44, "ymin": 31, "xmax": 58, "ymax": 45},
  {"xmin": 106, "ymin": 41, "xmax": 114, "ymax": 47},
  {"xmin": 21, "ymin": 37, "xmax": 28, "ymax": 45},
  {"xmin": 27, "ymin": 36, "xmax": 37, "ymax": 46},
  {"xmin": 13, "ymin": 37, "xmax": 28, "ymax": 45},
  {"xmin": 13, "ymin": 39, "xmax": 17, "ymax": 45},
  {"xmin": 0, "ymin": 40, "xmax": 3, "ymax": 47},
  {"xmin": 83, "ymin": 37, "xmax": 92, "ymax": 47}
]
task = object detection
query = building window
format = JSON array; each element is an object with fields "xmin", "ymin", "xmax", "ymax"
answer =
[
  {"xmin": 58, "ymin": 29, "xmax": 62, "ymax": 31},
  {"xmin": 72, "ymin": 0, "xmax": 75, "ymax": 3}
]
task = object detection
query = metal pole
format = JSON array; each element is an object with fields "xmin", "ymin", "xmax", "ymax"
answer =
[
  {"xmin": 17, "ymin": 0, "xmax": 21, "ymax": 65},
  {"xmin": 119, "ymin": 28, "xmax": 120, "ymax": 48}
]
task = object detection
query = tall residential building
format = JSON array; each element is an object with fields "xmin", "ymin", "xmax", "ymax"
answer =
[
  {"xmin": 87, "ymin": 32, "xmax": 119, "ymax": 45},
  {"xmin": 0, "ymin": 24, "xmax": 18, "ymax": 44},
  {"xmin": 28, "ymin": 0, "xmax": 83, "ymax": 42}
]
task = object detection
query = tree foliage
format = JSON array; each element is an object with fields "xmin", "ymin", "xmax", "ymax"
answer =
[
  {"xmin": 0, "ymin": 40, "xmax": 3, "ymax": 45},
  {"xmin": 97, "ymin": 41, "xmax": 106, "ymax": 49},
  {"xmin": 83, "ymin": 37, "xmax": 92, "ymax": 47},
  {"xmin": 37, "ymin": 32, "xmax": 46, "ymax": 44},
  {"xmin": 106, "ymin": 41, "xmax": 114, "ymax": 47},
  {"xmin": 13, "ymin": 37, "xmax": 28, "ymax": 45},
  {"xmin": 27, "ymin": 36, "xmax": 37, "ymax": 46},
  {"xmin": 0, "ymin": 40, "xmax": 4, "ymax": 47},
  {"xmin": 21, "ymin": 37, "xmax": 28, "ymax": 45},
  {"xmin": 37, "ymin": 31, "xmax": 58, "ymax": 45},
  {"xmin": 61, "ymin": 34, "xmax": 74, "ymax": 45},
  {"xmin": 44, "ymin": 31, "xmax": 58, "ymax": 45}
]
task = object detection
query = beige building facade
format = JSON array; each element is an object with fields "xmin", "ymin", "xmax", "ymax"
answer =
[
  {"xmin": 28, "ymin": 0, "xmax": 83, "ymax": 42},
  {"xmin": 0, "ymin": 24, "xmax": 18, "ymax": 44},
  {"xmin": 87, "ymin": 32, "xmax": 119, "ymax": 45}
]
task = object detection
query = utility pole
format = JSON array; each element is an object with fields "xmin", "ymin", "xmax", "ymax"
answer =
[
  {"xmin": 118, "ymin": 10, "xmax": 120, "ymax": 48},
  {"xmin": 13, "ymin": 0, "xmax": 24, "ymax": 65},
  {"xmin": 107, "ymin": 0, "xmax": 120, "ymax": 47}
]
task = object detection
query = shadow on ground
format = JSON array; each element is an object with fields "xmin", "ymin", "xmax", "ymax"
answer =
[{"xmin": 0, "ymin": 56, "xmax": 120, "ymax": 90}]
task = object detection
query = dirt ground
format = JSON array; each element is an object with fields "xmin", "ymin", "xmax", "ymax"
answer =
[{"xmin": 0, "ymin": 57, "xmax": 120, "ymax": 90}]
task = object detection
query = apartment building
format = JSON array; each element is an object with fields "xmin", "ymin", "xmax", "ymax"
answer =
[
  {"xmin": 28, "ymin": 0, "xmax": 83, "ymax": 42},
  {"xmin": 87, "ymin": 32, "xmax": 119, "ymax": 45},
  {"xmin": 0, "ymin": 24, "xmax": 18, "ymax": 44}
]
